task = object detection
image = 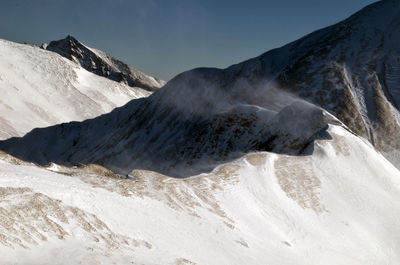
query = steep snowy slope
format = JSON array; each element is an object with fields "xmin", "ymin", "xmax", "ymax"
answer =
[
  {"xmin": 0, "ymin": 39, "xmax": 151, "ymax": 139},
  {"xmin": 45, "ymin": 35, "xmax": 165, "ymax": 91},
  {"xmin": 2, "ymin": 0, "xmax": 400, "ymax": 174},
  {"xmin": 0, "ymin": 125, "xmax": 399, "ymax": 264}
]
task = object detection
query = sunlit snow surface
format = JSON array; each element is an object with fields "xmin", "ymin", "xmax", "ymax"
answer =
[
  {"xmin": 0, "ymin": 39, "xmax": 150, "ymax": 139},
  {"xmin": 0, "ymin": 125, "xmax": 398, "ymax": 265}
]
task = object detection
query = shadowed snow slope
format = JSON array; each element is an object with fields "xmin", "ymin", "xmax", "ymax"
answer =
[
  {"xmin": 0, "ymin": 92, "xmax": 339, "ymax": 178},
  {"xmin": 0, "ymin": 125, "xmax": 399, "ymax": 264},
  {"xmin": 0, "ymin": 39, "xmax": 152, "ymax": 140}
]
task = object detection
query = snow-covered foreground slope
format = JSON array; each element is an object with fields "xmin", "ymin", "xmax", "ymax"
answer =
[
  {"xmin": 0, "ymin": 125, "xmax": 399, "ymax": 265},
  {"xmin": 0, "ymin": 39, "xmax": 151, "ymax": 140}
]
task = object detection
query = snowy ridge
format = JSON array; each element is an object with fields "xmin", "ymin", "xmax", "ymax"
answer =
[
  {"xmin": 0, "ymin": 89, "xmax": 339, "ymax": 178},
  {"xmin": 0, "ymin": 39, "xmax": 151, "ymax": 140},
  {"xmin": 0, "ymin": 125, "xmax": 399, "ymax": 264}
]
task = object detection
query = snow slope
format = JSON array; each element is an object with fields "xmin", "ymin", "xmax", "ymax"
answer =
[
  {"xmin": 0, "ymin": 39, "xmax": 151, "ymax": 139},
  {"xmin": 0, "ymin": 125, "xmax": 398, "ymax": 264}
]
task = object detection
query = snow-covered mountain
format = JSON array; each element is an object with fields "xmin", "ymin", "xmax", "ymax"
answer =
[
  {"xmin": 0, "ymin": 1, "xmax": 399, "ymax": 263},
  {"xmin": 0, "ymin": 124, "xmax": 399, "ymax": 264},
  {"xmin": 2, "ymin": 0, "xmax": 400, "ymax": 176},
  {"xmin": 237, "ymin": 0, "xmax": 400, "ymax": 166},
  {"xmin": 0, "ymin": 38, "xmax": 154, "ymax": 140},
  {"xmin": 44, "ymin": 35, "xmax": 165, "ymax": 91}
]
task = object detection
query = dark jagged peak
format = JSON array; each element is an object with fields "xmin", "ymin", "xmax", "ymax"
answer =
[{"xmin": 45, "ymin": 35, "xmax": 164, "ymax": 91}]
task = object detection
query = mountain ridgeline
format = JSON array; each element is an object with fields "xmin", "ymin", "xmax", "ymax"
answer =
[{"xmin": 1, "ymin": 0, "xmax": 400, "ymax": 176}]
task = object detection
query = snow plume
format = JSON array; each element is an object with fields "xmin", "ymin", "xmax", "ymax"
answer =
[{"xmin": 153, "ymin": 67, "xmax": 312, "ymax": 119}]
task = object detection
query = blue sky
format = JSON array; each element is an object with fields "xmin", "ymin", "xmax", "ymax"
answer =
[{"xmin": 0, "ymin": 0, "xmax": 376, "ymax": 80}]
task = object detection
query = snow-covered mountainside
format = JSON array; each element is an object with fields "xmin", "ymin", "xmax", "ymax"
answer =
[
  {"xmin": 0, "ymin": 125, "xmax": 399, "ymax": 264},
  {"xmin": 45, "ymin": 35, "xmax": 165, "ymax": 91},
  {"xmin": 0, "ymin": 1, "xmax": 399, "ymax": 264},
  {"xmin": 234, "ymin": 0, "xmax": 400, "ymax": 166},
  {"xmin": 2, "ymin": 0, "xmax": 400, "ymax": 175},
  {"xmin": 0, "ymin": 38, "xmax": 152, "ymax": 140}
]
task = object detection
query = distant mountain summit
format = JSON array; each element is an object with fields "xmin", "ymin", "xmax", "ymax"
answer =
[
  {"xmin": 0, "ymin": 38, "xmax": 152, "ymax": 140},
  {"xmin": 44, "ymin": 35, "xmax": 165, "ymax": 91}
]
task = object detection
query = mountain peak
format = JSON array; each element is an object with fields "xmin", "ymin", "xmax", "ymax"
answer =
[
  {"xmin": 45, "ymin": 35, "xmax": 164, "ymax": 91},
  {"xmin": 62, "ymin": 35, "xmax": 82, "ymax": 45},
  {"xmin": 341, "ymin": 0, "xmax": 400, "ymax": 31},
  {"xmin": 65, "ymin": 34, "xmax": 77, "ymax": 40}
]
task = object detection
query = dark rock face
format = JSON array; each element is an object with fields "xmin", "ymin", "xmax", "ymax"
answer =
[{"xmin": 45, "ymin": 35, "xmax": 164, "ymax": 91}]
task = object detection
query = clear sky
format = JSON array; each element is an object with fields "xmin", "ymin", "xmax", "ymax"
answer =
[{"xmin": 0, "ymin": 0, "xmax": 377, "ymax": 80}]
